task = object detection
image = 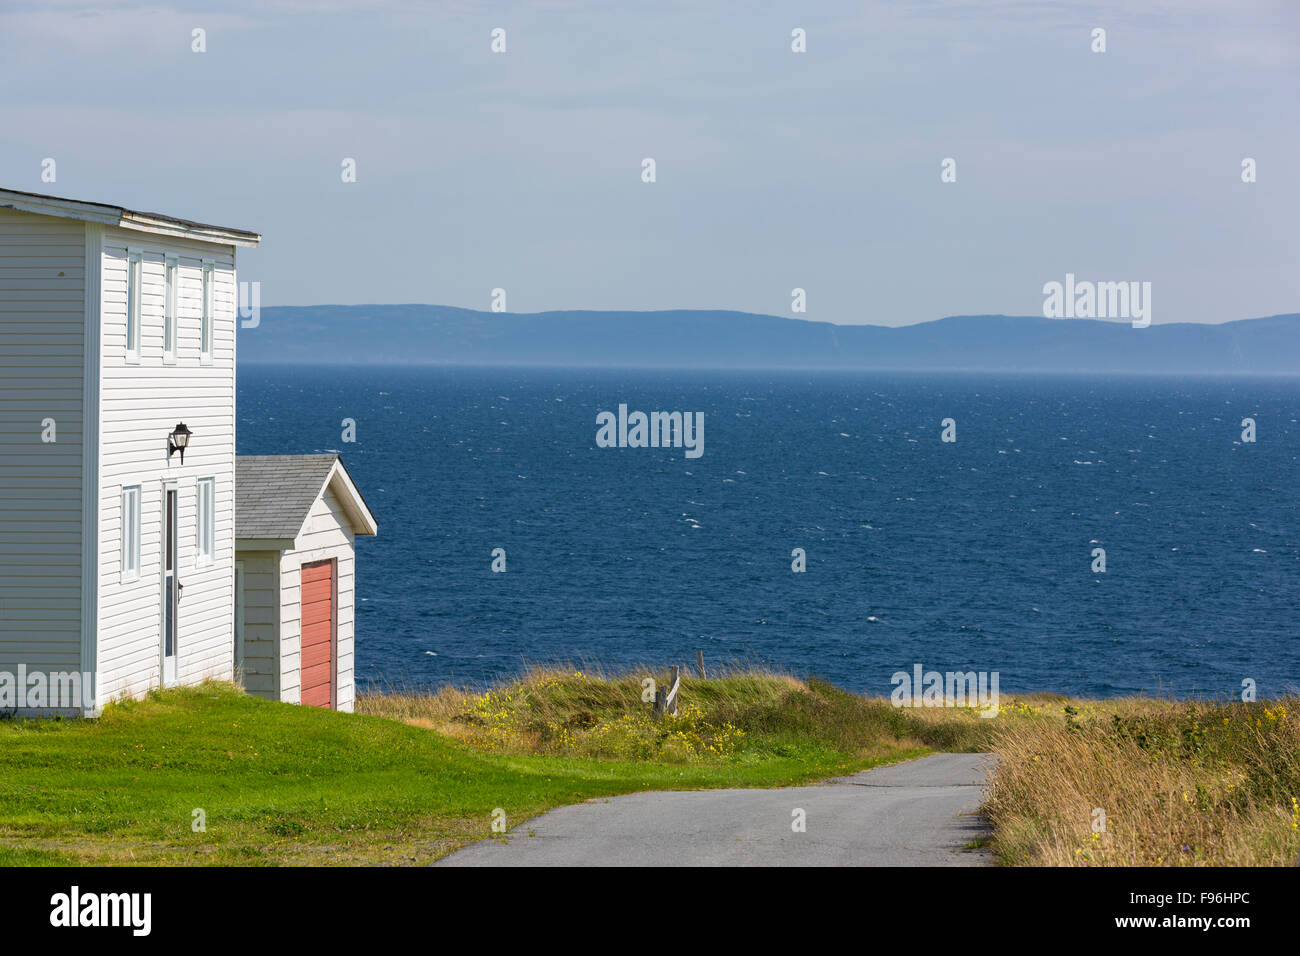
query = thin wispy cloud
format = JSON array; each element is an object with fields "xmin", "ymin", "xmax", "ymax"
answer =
[{"xmin": 1, "ymin": 0, "xmax": 1295, "ymax": 323}]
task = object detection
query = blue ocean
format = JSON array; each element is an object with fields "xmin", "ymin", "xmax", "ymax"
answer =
[{"xmin": 237, "ymin": 366, "xmax": 1299, "ymax": 698}]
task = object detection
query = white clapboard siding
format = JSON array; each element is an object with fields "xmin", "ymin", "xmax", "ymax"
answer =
[
  {"xmin": 237, "ymin": 552, "xmax": 279, "ymax": 696},
  {"xmin": 0, "ymin": 208, "xmax": 85, "ymax": 675},
  {"xmin": 276, "ymin": 557, "xmax": 301, "ymax": 704},
  {"xmin": 96, "ymin": 228, "xmax": 238, "ymax": 704}
]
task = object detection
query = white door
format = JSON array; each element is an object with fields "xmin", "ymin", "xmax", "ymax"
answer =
[{"xmin": 162, "ymin": 488, "xmax": 179, "ymax": 686}]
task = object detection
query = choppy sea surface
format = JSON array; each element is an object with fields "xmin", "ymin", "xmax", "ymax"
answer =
[{"xmin": 237, "ymin": 366, "xmax": 1299, "ymax": 698}]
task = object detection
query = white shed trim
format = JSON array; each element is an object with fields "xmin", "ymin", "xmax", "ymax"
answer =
[
  {"xmin": 312, "ymin": 460, "xmax": 378, "ymax": 539},
  {"xmin": 235, "ymin": 537, "xmax": 297, "ymax": 551}
]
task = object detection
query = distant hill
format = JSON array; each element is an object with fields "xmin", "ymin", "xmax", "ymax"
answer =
[{"xmin": 237, "ymin": 306, "xmax": 1300, "ymax": 373}]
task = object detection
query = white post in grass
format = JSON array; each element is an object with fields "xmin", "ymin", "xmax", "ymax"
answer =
[{"xmin": 665, "ymin": 665, "xmax": 680, "ymax": 716}]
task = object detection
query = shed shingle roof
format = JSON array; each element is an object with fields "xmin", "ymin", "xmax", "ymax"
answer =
[{"xmin": 236, "ymin": 455, "xmax": 341, "ymax": 540}]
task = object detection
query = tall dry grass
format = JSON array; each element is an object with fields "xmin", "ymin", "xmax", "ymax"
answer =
[
  {"xmin": 357, "ymin": 665, "xmax": 993, "ymax": 764},
  {"xmin": 983, "ymin": 698, "xmax": 1300, "ymax": 866}
]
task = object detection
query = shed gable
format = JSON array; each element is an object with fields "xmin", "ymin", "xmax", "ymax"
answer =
[{"xmin": 236, "ymin": 455, "xmax": 376, "ymax": 544}]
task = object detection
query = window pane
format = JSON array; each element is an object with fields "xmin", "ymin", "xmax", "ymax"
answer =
[
  {"xmin": 197, "ymin": 480, "xmax": 214, "ymax": 560},
  {"xmin": 126, "ymin": 258, "xmax": 139, "ymax": 352},
  {"xmin": 165, "ymin": 579, "xmax": 174, "ymax": 656},
  {"xmin": 123, "ymin": 488, "xmax": 139, "ymax": 575},
  {"xmin": 202, "ymin": 267, "xmax": 213, "ymax": 356},
  {"xmin": 164, "ymin": 262, "xmax": 176, "ymax": 354}
]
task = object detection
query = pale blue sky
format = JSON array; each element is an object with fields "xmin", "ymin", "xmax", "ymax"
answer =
[{"xmin": 1, "ymin": 0, "xmax": 1296, "ymax": 325}]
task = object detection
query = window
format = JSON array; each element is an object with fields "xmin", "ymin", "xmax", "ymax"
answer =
[
  {"xmin": 163, "ymin": 258, "xmax": 178, "ymax": 362},
  {"xmin": 126, "ymin": 253, "xmax": 142, "ymax": 362},
  {"xmin": 201, "ymin": 263, "xmax": 214, "ymax": 363},
  {"xmin": 121, "ymin": 486, "xmax": 141, "ymax": 581},
  {"xmin": 196, "ymin": 478, "xmax": 215, "ymax": 564}
]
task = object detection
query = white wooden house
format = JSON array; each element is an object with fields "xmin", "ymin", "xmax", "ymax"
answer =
[
  {"xmin": 0, "ymin": 188, "xmax": 375, "ymax": 716},
  {"xmin": 235, "ymin": 455, "xmax": 377, "ymax": 712}
]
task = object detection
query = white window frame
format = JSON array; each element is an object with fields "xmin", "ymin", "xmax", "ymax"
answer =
[
  {"xmin": 163, "ymin": 257, "xmax": 179, "ymax": 363},
  {"xmin": 125, "ymin": 252, "xmax": 142, "ymax": 363},
  {"xmin": 196, "ymin": 477, "xmax": 215, "ymax": 565},
  {"xmin": 200, "ymin": 262, "xmax": 215, "ymax": 365},
  {"xmin": 121, "ymin": 485, "xmax": 142, "ymax": 582}
]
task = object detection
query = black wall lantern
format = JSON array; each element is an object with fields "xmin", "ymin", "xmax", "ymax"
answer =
[{"xmin": 168, "ymin": 423, "xmax": 193, "ymax": 465}]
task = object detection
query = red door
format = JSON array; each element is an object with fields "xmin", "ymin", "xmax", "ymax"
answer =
[{"xmin": 300, "ymin": 560, "xmax": 334, "ymax": 708}]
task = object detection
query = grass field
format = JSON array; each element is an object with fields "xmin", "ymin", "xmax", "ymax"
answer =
[
  {"xmin": 2, "ymin": 671, "xmax": 1296, "ymax": 866},
  {"xmin": 0, "ymin": 673, "xmax": 955, "ymax": 866}
]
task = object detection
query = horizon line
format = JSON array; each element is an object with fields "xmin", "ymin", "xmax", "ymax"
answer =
[{"xmin": 248, "ymin": 305, "xmax": 1300, "ymax": 330}]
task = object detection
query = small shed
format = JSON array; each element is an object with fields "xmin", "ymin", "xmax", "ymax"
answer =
[{"xmin": 235, "ymin": 455, "xmax": 377, "ymax": 711}]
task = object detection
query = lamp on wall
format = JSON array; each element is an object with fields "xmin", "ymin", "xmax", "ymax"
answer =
[{"xmin": 168, "ymin": 423, "xmax": 193, "ymax": 465}]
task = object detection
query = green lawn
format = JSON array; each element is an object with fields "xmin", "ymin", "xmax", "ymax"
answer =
[{"xmin": 0, "ymin": 682, "xmax": 922, "ymax": 866}]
